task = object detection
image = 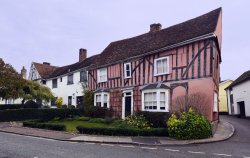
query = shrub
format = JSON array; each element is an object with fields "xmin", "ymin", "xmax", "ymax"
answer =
[
  {"xmin": 84, "ymin": 106, "xmax": 113, "ymax": 118},
  {"xmin": 42, "ymin": 105, "xmax": 50, "ymax": 109},
  {"xmin": 88, "ymin": 118, "xmax": 114, "ymax": 124},
  {"xmin": 62, "ymin": 105, "xmax": 68, "ymax": 109},
  {"xmin": 167, "ymin": 108, "xmax": 212, "ymax": 140},
  {"xmin": 0, "ymin": 103, "xmax": 40, "ymax": 111},
  {"xmin": 75, "ymin": 116, "xmax": 90, "ymax": 121},
  {"xmin": 125, "ymin": 115, "xmax": 151, "ymax": 129},
  {"xmin": 83, "ymin": 90, "xmax": 94, "ymax": 110},
  {"xmin": 23, "ymin": 121, "xmax": 65, "ymax": 131},
  {"xmin": 68, "ymin": 105, "xmax": 76, "ymax": 109},
  {"xmin": 0, "ymin": 109, "xmax": 84, "ymax": 122},
  {"xmin": 55, "ymin": 97, "xmax": 63, "ymax": 108},
  {"xmin": 76, "ymin": 126, "xmax": 168, "ymax": 136},
  {"xmin": 24, "ymin": 100, "xmax": 40, "ymax": 109},
  {"xmin": 135, "ymin": 111, "xmax": 171, "ymax": 128}
]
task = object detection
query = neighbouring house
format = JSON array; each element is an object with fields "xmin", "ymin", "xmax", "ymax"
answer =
[
  {"xmin": 87, "ymin": 8, "xmax": 222, "ymax": 121},
  {"xmin": 28, "ymin": 49, "xmax": 98, "ymax": 107},
  {"xmin": 219, "ymin": 80, "xmax": 233, "ymax": 114},
  {"xmin": 225, "ymin": 70, "xmax": 250, "ymax": 118}
]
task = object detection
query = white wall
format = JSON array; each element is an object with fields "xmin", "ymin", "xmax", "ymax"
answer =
[
  {"xmin": 46, "ymin": 71, "xmax": 84, "ymax": 106},
  {"xmin": 228, "ymin": 80, "xmax": 250, "ymax": 117},
  {"xmin": 0, "ymin": 98, "xmax": 23, "ymax": 104}
]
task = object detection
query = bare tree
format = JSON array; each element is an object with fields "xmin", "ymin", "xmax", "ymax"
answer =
[{"xmin": 171, "ymin": 92, "xmax": 210, "ymax": 116}]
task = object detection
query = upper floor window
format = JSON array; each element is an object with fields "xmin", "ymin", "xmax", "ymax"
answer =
[
  {"xmin": 154, "ymin": 57, "xmax": 169, "ymax": 76},
  {"xmin": 94, "ymin": 92, "xmax": 109, "ymax": 108},
  {"xmin": 124, "ymin": 63, "xmax": 131, "ymax": 78},
  {"xmin": 97, "ymin": 68, "xmax": 107, "ymax": 83},
  {"xmin": 52, "ymin": 79, "xmax": 57, "ymax": 88},
  {"xmin": 60, "ymin": 77, "xmax": 62, "ymax": 82},
  {"xmin": 80, "ymin": 71, "xmax": 87, "ymax": 82},
  {"xmin": 67, "ymin": 74, "xmax": 74, "ymax": 85},
  {"xmin": 142, "ymin": 89, "xmax": 169, "ymax": 112}
]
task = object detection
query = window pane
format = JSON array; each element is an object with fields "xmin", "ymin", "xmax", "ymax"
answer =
[
  {"xmin": 157, "ymin": 60, "xmax": 161, "ymax": 74},
  {"xmin": 152, "ymin": 92, "xmax": 157, "ymax": 101},
  {"xmin": 104, "ymin": 94, "xmax": 107, "ymax": 102},
  {"xmin": 162, "ymin": 59, "xmax": 167, "ymax": 73},
  {"xmin": 126, "ymin": 64, "xmax": 130, "ymax": 71},
  {"xmin": 160, "ymin": 92, "xmax": 165, "ymax": 101}
]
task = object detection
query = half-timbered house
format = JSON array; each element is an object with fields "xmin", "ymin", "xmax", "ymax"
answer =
[{"xmin": 87, "ymin": 8, "xmax": 222, "ymax": 121}]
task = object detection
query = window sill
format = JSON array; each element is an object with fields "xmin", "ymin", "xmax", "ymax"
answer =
[
  {"xmin": 154, "ymin": 72, "xmax": 170, "ymax": 77},
  {"xmin": 124, "ymin": 76, "xmax": 131, "ymax": 79},
  {"xmin": 97, "ymin": 81, "xmax": 107, "ymax": 83},
  {"xmin": 142, "ymin": 109, "xmax": 169, "ymax": 112}
]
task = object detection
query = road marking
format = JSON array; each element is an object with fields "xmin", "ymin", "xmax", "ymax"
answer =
[
  {"xmin": 164, "ymin": 148, "xmax": 180, "ymax": 152},
  {"xmin": 101, "ymin": 144, "xmax": 114, "ymax": 147},
  {"xmin": 188, "ymin": 151, "xmax": 205, "ymax": 154},
  {"xmin": 243, "ymin": 156, "xmax": 250, "ymax": 158},
  {"xmin": 120, "ymin": 145, "xmax": 135, "ymax": 148},
  {"xmin": 212, "ymin": 153, "xmax": 232, "ymax": 157},
  {"xmin": 85, "ymin": 142, "xmax": 96, "ymax": 145},
  {"xmin": 141, "ymin": 147, "xmax": 157, "ymax": 150}
]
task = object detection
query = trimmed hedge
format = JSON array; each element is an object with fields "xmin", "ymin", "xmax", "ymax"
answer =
[
  {"xmin": 84, "ymin": 106, "xmax": 113, "ymax": 118},
  {"xmin": 23, "ymin": 121, "xmax": 65, "ymax": 131},
  {"xmin": 0, "ymin": 109, "xmax": 83, "ymax": 122},
  {"xmin": 135, "ymin": 111, "xmax": 171, "ymax": 128},
  {"xmin": 0, "ymin": 103, "xmax": 39, "ymax": 111},
  {"xmin": 76, "ymin": 126, "xmax": 168, "ymax": 136}
]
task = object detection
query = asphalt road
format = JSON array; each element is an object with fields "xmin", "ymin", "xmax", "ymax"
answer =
[{"xmin": 0, "ymin": 115, "xmax": 249, "ymax": 158}]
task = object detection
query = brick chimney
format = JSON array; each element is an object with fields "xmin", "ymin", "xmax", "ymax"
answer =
[
  {"xmin": 79, "ymin": 48, "xmax": 87, "ymax": 62},
  {"xmin": 43, "ymin": 62, "xmax": 50, "ymax": 65},
  {"xmin": 21, "ymin": 66, "xmax": 27, "ymax": 79},
  {"xmin": 150, "ymin": 23, "xmax": 162, "ymax": 32}
]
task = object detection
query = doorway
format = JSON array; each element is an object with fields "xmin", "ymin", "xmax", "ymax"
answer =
[
  {"xmin": 238, "ymin": 101, "xmax": 246, "ymax": 118},
  {"xmin": 122, "ymin": 91, "xmax": 133, "ymax": 119}
]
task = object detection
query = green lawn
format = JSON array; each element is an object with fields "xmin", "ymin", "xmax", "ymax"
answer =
[{"xmin": 48, "ymin": 117, "xmax": 119, "ymax": 132}]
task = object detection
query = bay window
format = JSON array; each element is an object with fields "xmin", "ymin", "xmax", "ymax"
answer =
[{"xmin": 142, "ymin": 89, "xmax": 169, "ymax": 112}]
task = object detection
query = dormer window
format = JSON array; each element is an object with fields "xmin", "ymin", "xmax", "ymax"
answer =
[{"xmin": 124, "ymin": 63, "xmax": 131, "ymax": 78}]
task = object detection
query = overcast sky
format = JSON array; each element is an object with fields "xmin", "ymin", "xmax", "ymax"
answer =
[{"xmin": 0, "ymin": 0, "xmax": 249, "ymax": 80}]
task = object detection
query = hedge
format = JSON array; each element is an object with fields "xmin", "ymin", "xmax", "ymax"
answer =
[
  {"xmin": 76, "ymin": 126, "xmax": 168, "ymax": 136},
  {"xmin": 135, "ymin": 111, "xmax": 171, "ymax": 128},
  {"xmin": 0, "ymin": 103, "xmax": 39, "ymax": 111},
  {"xmin": 0, "ymin": 109, "xmax": 83, "ymax": 122},
  {"xmin": 23, "ymin": 121, "xmax": 65, "ymax": 131},
  {"xmin": 84, "ymin": 106, "xmax": 113, "ymax": 118}
]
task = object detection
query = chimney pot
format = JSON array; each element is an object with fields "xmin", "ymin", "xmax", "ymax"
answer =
[
  {"xmin": 150, "ymin": 23, "xmax": 162, "ymax": 32},
  {"xmin": 79, "ymin": 48, "xmax": 87, "ymax": 62}
]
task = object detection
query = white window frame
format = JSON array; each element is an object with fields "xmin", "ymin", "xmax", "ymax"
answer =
[
  {"xmin": 124, "ymin": 62, "xmax": 131, "ymax": 79},
  {"xmin": 94, "ymin": 92, "xmax": 110, "ymax": 108},
  {"xmin": 154, "ymin": 56, "xmax": 169, "ymax": 76},
  {"xmin": 97, "ymin": 68, "xmax": 107, "ymax": 83},
  {"xmin": 142, "ymin": 89, "xmax": 169, "ymax": 112},
  {"xmin": 213, "ymin": 92, "xmax": 218, "ymax": 112}
]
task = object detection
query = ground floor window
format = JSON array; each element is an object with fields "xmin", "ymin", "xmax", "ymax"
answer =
[
  {"xmin": 68, "ymin": 96, "xmax": 72, "ymax": 106},
  {"xmin": 142, "ymin": 89, "xmax": 169, "ymax": 112},
  {"xmin": 94, "ymin": 92, "xmax": 109, "ymax": 108}
]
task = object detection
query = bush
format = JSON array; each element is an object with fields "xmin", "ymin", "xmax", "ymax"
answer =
[
  {"xmin": 76, "ymin": 126, "xmax": 168, "ymax": 136},
  {"xmin": 83, "ymin": 90, "xmax": 94, "ymax": 110},
  {"xmin": 0, "ymin": 108, "xmax": 84, "ymax": 122},
  {"xmin": 0, "ymin": 102, "xmax": 40, "ymax": 111},
  {"xmin": 23, "ymin": 121, "xmax": 65, "ymax": 131},
  {"xmin": 125, "ymin": 115, "xmax": 151, "ymax": 129},
  {"xmin": 24, "ymin": 100, "xmax": 40, "ymax": 109},
  {"xmin": 55, "ymin": 97, "xmax": 63, "ymax": 108},
  {"xmin": 84, "ymin": 106, "xmax": 113, "ymax": 118},
  {"xmin": 88, "ymin": 118, "xmax": 114, "ymax": 124},
  {"xmin": 75, "ymin": 116, "xmax": 90, "ymax": 121},
  {"xmin": 135, "ymin": 111, "xmax": 171, "ymax": 128},
  {"xmin": 167, "ymin": 108, "xmax": 212, "ymax": 140},
  {"xmin": 68, "ymin": 105, "xmax": 76, "ymax": 109}
]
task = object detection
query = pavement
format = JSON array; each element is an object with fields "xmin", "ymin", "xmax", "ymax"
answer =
[{"xmin": 0, "ymin": 120, "xmax": 234, "ymax": 146}]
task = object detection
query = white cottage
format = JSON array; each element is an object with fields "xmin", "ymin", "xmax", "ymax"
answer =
[{"xmin": 225, "ymin": 70, "xmax": 250, "ymax": 118}]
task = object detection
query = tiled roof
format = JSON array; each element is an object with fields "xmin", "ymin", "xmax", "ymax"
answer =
[
  {"xmin": 33, "ymin": 62, "xmax": 58, "ymax": 79},
  {"xmin": 46, "ymin": 54, "xmax": 99, "ymax": 79},
  {"xmin": 225, "ymin": 70, "xmax": 250, "ymax": 89},
  {"xmin": 93, "ymin": 8, "xmax": 221, "ymax": 68}
]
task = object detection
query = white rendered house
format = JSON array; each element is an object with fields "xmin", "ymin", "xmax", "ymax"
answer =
[{"xmin": 225, "ymin": 70, "xmax": 250, "ymax": 117}]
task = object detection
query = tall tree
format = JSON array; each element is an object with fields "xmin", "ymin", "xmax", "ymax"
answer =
[{"xmin": 0, "ymin": 58, "xmax": 24, "ymax": 100}]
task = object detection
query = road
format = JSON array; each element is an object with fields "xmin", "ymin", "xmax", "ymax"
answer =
[{"xmin": 0, "ymin": 115, "xmax": 249, "ymax": 158}]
